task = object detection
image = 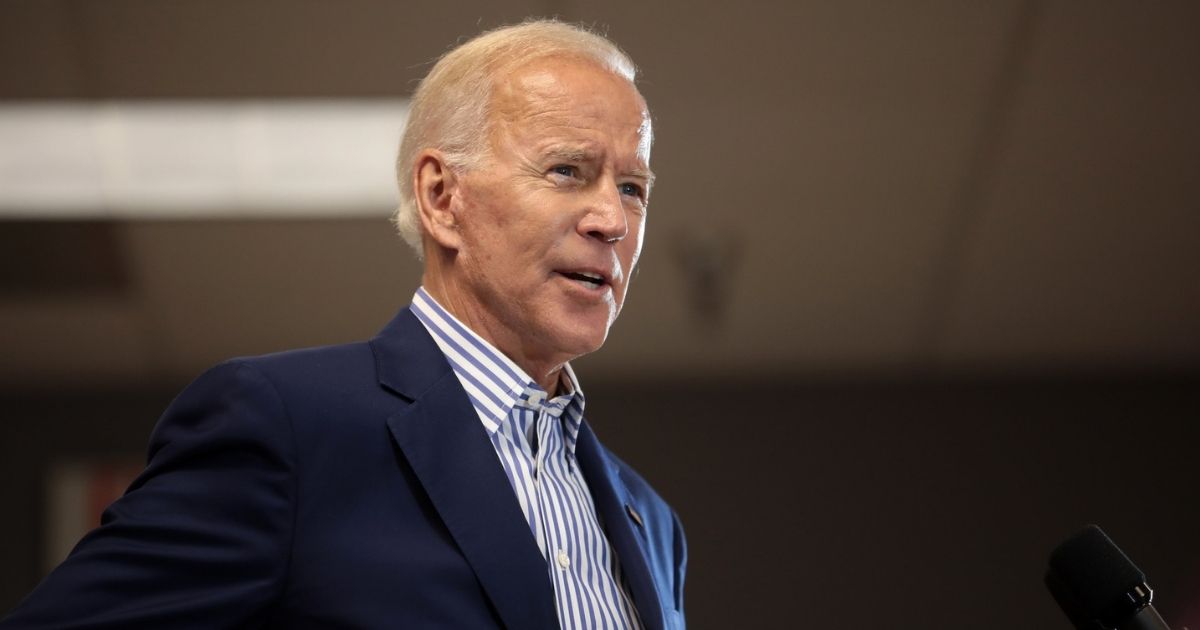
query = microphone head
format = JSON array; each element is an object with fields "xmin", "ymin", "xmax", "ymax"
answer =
[{"xmin": 1047, "ymin": 525, "xmax": 1153, "ymax": 628}]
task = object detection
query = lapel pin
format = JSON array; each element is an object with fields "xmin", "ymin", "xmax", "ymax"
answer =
[{"xmin": 625, "ymin": 504, "xmax": 644, "ymax": 528}]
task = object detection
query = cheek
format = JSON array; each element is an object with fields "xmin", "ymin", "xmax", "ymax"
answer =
[
  {"xmin": 468, "ymin": 221, "xmax": 546, "ymax": 281},
  {"xmin": 625, "ymin": 217, "xmax": 647, "ymax": 270},
  {"xmin": 457, "ymin": 203, "xmax": 523, "ymax": 265}
]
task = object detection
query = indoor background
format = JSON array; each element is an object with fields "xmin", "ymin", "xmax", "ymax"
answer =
[{"xmin": 1, "ymin": 1, "xmax": 1198, "ymax": 628}]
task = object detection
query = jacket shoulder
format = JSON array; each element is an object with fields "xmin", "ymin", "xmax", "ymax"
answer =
[{"xmin": 231, "ymin": 340, "xmax": 375, "ymax": 381}]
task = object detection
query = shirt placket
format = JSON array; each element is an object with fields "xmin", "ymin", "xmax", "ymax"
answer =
[
  {"xmin": 516, "ymin": 407, "xmax": 548, "ymax": 557},
  {"xmin": 533, "ymin": 404, "xmax": 582, "ymax": 629}
]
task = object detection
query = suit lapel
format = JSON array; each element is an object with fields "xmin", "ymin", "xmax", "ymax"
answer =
[
  {"xmin": 576, "ymin": 422, "xmax": 666, "ymax": 630},
  {"xmin": 372, "ymin": 309, "xmax": 559, "ymax": 630}
]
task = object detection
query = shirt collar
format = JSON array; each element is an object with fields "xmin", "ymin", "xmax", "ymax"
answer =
[{"xmin": 410, "ymin": 287, "xmax": 586, "ymax": 450}]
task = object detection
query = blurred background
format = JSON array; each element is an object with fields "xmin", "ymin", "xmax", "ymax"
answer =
[{"xmin": 2, "ymin": 1, "xmax": 1198, "ymax": 627}]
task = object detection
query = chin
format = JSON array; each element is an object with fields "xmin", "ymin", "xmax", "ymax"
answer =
[
  {"xmin": 539, "ymin": 302, "xmax": 617, "ymax": 356},
  {"xmin": 548, "ymin": 321, "xmax": 611, "ymax": 360}
]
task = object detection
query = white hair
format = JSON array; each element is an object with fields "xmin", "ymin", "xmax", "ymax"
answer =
[{"xmin": 392, "ymin": 19, "xmax": 641, "ymax": 257}]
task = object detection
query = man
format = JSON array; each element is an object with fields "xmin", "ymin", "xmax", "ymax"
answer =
[{"xmin": 0, "ymin": 20, "xmax": 686, "ymax": 630}]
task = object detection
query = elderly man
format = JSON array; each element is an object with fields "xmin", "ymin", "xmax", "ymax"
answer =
[{"xmin": 0, "ymin": 20, "xmax": 685, "ymax": 630}]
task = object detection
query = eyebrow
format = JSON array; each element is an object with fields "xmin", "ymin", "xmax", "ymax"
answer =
[
  {"xmin": 628, "ymin": 167, "xmax": 656, "ymax": 187},
  {"xmin": 542, "ymin": 146, "xmax": 656, "ymax": 185},
  {"xmin": 543, "ymin": 146, "xmax": 594, "ymax": 164}
]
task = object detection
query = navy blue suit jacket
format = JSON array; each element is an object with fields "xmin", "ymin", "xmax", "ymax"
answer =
[{"xmin": 2, "ymin": 308, "xmax": 686, "ymax": 629}]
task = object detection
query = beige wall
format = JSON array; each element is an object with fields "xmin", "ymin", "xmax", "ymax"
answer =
[{"xmin": 2, "ymin": 2, "xmax": 1199, "ymax": 627}]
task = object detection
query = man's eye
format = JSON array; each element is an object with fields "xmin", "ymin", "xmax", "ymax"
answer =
[
  {"xmin": 619, "ymin": 182, "xmax": 644, "ymax": 199},
  {"xmin": 551, "ymin": 165, "xmax": 578, "ymax": 178}
]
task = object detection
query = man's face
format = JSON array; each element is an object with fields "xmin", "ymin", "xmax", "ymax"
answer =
[{"xmin": 449, "ymin": 57, "xmax": 653, "ymax": 370}]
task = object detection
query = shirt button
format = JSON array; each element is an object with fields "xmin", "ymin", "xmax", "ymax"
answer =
[{"xmin": 556, "ymin": 549, "xmax": 570, "ymax": 569}]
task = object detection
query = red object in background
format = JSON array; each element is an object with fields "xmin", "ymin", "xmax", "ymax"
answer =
[
  {"xmin": 85, "ymin": 464, "xmax": 141, "ymax": 527},
  {"xmin": 44, "ymin": 460, "xmax": 142, "ymax": 573}
]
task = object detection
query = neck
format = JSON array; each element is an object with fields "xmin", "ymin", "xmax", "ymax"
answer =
[{"xmin": 421, "ymin": 272, "xmax": 565, "ymax": 394}]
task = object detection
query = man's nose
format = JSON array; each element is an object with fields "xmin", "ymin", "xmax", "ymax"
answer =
[{"xmin": 579, "ymin": 179, "xmax": 629, "ymax": 243}]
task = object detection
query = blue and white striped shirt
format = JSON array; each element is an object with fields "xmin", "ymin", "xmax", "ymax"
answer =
[{"xmin": 411, "ymin": 288, "xmax": 643, "ymax": 630}]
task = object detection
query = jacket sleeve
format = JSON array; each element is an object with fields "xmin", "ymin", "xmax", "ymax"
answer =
[
  {"xmin": 672, "ymin": 508, "xmax": 687, "ymax": 618},
  {"xmin": 0, "ymin": 360, "xmax": 297, "ymax": 630}
]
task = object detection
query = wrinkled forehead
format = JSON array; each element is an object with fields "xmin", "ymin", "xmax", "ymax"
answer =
[
  {"xmin": 493, "ymin": 52, "xmax": 645, "ymax": 104},
  {"xmin": 489, "ymin": 56, "xmax": 653, "ymax": 161}
]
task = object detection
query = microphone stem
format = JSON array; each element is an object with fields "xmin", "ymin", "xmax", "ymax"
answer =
[{"xmin": 1118, "ymin": 605, "xmax": 1171, "ymax": 630}]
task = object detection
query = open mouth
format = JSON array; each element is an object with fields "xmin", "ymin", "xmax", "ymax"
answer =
[{"xmin": 559, "ymin": 270, "xmax": 606, "ymax": 289}]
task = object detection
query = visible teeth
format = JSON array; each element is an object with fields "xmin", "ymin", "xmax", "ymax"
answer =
[{"xmin": 578, "ymin": 272, "xmax": 602, "ymax": 281}]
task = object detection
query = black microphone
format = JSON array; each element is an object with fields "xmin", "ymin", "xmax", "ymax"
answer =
[{"xmin": 1045, "ymin": 525, "xmax": 1171, "ymax": 630}]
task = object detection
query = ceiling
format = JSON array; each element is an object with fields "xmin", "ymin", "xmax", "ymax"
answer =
[{"xmin": 1, "ymin": 0, "xmax": 1198, "ymax": 388}]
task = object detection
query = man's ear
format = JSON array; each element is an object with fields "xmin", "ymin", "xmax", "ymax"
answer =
[{"xmin": 413, "ymin": 149, "xmax": 464, "ymax": 251}]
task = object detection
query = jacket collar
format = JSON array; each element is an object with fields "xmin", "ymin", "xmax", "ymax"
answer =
[
  {"xmin": 370, "ymin": 307, "xmax": 453, "ymax": 401},
  {"xmin": 370, "ymin": 306, "xmax": 666, "ymax": 630},
  {"xmin": 372, "ymin": 307, "xmax": 560, "ymax": 629}
]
